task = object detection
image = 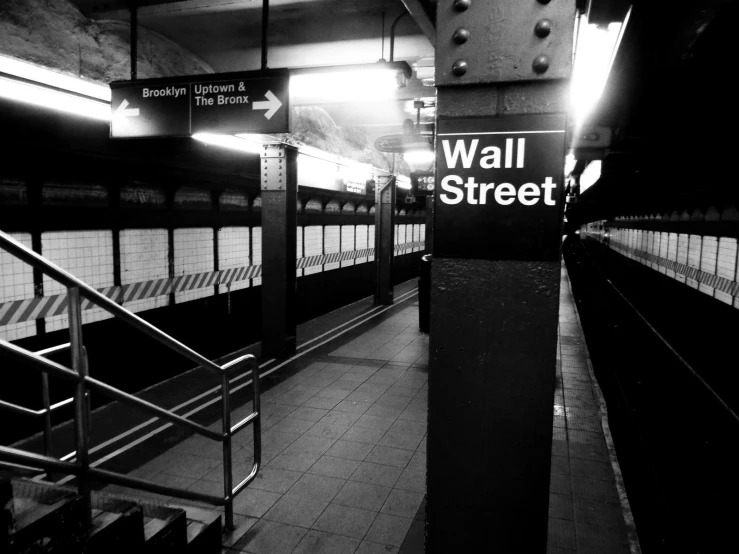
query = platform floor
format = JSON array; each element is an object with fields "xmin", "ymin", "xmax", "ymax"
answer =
[{"xmin": 95, "ymin": 268, "xmax": 635, "ymax": 553}]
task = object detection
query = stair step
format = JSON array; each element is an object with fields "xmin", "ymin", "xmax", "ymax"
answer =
[
  {"xmin": 99, "ymin": 493, "xmax": 187, "ymax": 553},
  {"xmin": 85, "ymin": 500, "xmax": 144, "ymax": 553},
  {"xmin": 4, "ymin": 476, "xmax": 223, "ymax": 554},
  {"xmin": 171, "ymin": 505, "xmax": 222, "ymax": 554},
  {"xmin": 7, "ymin": 479, "xmax": 86, "ymax": 553}
]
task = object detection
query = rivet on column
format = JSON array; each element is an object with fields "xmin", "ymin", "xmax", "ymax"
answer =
[
  {"xmin": 534, "ymin": 19, "xmax": 552, "ymax": 38},
  {"xmin": 453, "ymin": 28, "xmax": 470, "ymax": 44},
  {"xmin": 453, "ymin": 0, "xmax": 471, "ymax": 12},
  {"xmin": 452, "ymin": 60, "xmax": 468, "ymax": 76},
  {"xmin": 532, "ymin": 55, "xmax": 550, "ymax": 74}
]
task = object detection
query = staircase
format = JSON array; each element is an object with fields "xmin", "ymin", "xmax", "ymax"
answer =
[
  {"xmin": 0, "ymin": 230, "xmax": 262, "ymax": 552},
  {"xmin": 2, "ymin": 473, "xmax": 222, "ymax": 554}
]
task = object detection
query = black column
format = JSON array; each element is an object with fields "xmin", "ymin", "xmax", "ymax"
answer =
[
  {"xmin": 426, "ymin": 1, "xmax": 575, "ymax": 552},
  {"xmin": 260, "ymin": 143, "xmax": 297, "ymax": 358},
  {"xmin": 374, "ymin": 175, "xmax": 396, "ymax": 306}
]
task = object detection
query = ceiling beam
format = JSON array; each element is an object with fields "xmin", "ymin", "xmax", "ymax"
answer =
[
  {"xmin": 88, "ymin": 0, "xmax": 316, "ymax": 19},
  {"xmin": 399, "ymin": 0, "xmax": 436, "ymax": 46}
]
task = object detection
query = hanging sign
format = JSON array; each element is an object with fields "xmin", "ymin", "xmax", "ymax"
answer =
[
  {"xmin": 110, "ymin": 69, "xmax": 290, "ymax": 138},
  {"xmin": 434, "ymin": 114, "xmax": 566, "ymax": 261}
]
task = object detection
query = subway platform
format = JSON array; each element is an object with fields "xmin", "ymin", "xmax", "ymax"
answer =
[{"xmin": 30, "ymin": 269, "xmax": 637, "ymax": 553}]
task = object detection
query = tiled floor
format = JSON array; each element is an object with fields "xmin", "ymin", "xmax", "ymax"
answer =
[
  {"xmin": 100, "ymin": 269, "xmax": 636, "ymax": 553},
  {"xmin": 109, "ymin": 305, "xmax": 429, "ymax": 553},
  {"xmin": 548, "ymin": 267, "xmax": 637, "ymax": 554}
]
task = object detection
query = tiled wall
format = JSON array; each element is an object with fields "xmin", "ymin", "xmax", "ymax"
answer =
[
  {"xmin": 304, "ymin": 226, "xmax": 323, "ymax": 276},
  {"xmin": 174, "ymin": 228, "xmax": 215, "ymax": 304},
  {"xmin": 1, "ymin": 222, "xmax": 426, "ymax": 340},
  {"xmin": 121, "ymin": 229, "xmax": 169, "ymax": 313},
  {"xmin": 43, "ymin": 230, "xmax": 115, "ymax": 331},
  {"xmin": 0, "ymin": 233, "xmax": 35, "ymax": 341},
  {"xmin": 355, "ymin": 225, "xmax": 369, "ymax": 265},
  {"xmin": 219, "ymin": 227, "xmax": 250, "ymax": 292},
  {"xmin": 340, "ymin": 225, "xmax": 355, "ymax": 268},
  {"xmin": 324, "ymin": 225, "xmax": 341, "ymax": 272},
  {"xmin": 252, "ymin": 227, "xmax": 263, "ymax": 287},
  {"xmin": 583, "ymin": 223, "xmax": 739, "ymax": 310}
]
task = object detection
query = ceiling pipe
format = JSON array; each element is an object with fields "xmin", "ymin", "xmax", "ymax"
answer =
[
  {"xmin": 261, "ymin": 0, "xmax": 269, "ymax": 70},
  {"xmin": 390, "ymin": 12, "xmax": 410, "ymax": 62}
]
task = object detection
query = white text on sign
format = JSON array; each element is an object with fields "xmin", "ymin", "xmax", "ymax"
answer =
[
  {"xmin": 193, "ymin": 82, "xmax": 249, "ymax": 107},
  {"xmin": 439, "ymin": 138, "xmax": 556, "ymax": 206}
]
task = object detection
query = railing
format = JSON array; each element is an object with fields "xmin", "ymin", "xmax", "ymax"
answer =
[{"xmin": 0, "ymin": 230, "xmax": 261, "ymax": 530}]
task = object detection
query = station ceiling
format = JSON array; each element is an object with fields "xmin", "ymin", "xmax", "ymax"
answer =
[
  {"xmin": 63, "ymin": 1, "xmax": 739, "ymax": 222},
  {"xmin": 68, "ymin": 0, "xmax": 437, "ymax": 145}
]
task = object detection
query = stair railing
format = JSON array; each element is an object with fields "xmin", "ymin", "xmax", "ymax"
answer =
[{"xmin": 0, "ymin": 230, "xmax": 261, "ymax": 530}]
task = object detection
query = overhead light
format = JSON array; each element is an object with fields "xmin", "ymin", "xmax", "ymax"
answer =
[
  {"xmin": 580, "ymin": 160, "xmax": 602, "ymax": 193},
  {"xmin": 290, "ymin": 61, "xmax": 412, "ymax": 103},
  {"xmin": 0, "ymin": 54, "xmax": 110, "ymax": 101},
  {"xmin": 0, "ymin": 74, "xmax": 110, "ymax": 121},
  {"xmin": 396, "ymin": 175, "xmax": 411, "ymax": 190},
  {"xmin": 403, "ymin": 150, "xmax": 434, "ymax": 167},
  {"xmin": 570, "ymin": 8, "xmax": 631, "ymax": 126},
  {"xmin": 0, "ymin": 55, "xmax": 110, "ymax": 121},
  {"xmin": 193, "ymin": 133, "xmax": 264, "ymax": 153}
]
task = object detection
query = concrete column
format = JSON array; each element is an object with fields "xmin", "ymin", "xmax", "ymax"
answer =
[
  {"xmin": 374, "ymin": 175, "xmax": 396, "ymax": 305},
  {"xmin": 260, "ymin": 143, "xmax": 297, "ymax": 358},
  {"xmin": 427, "ymin": 1, "xmax": 576, "ymax": 552}
]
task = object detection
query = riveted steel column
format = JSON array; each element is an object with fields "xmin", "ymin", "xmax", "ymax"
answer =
[
  {"xmin": 260, "ymin": 143, "xmax": 297, "ymax": 358},
  {"xmin": 427, "ymin": 1, "xmax": 576, "ymax": 552},
  {"xmin": 374, "ymin": 175, "xmax": 396, "ymax": 305}
]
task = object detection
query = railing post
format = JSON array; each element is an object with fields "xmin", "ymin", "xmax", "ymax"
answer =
[
  {"xmin": 221, "ymin": 372, "xmax": 234, "ymax": 531},
  {"xmin": 40, "ymin": 372, "xmax": 52, "ymax": 457},
  {"xmin": 68, "ymin": 287, "xmax": 91, "ymax": 527},
  {"xmin": 251, "ymin": 360, "xmax": 261, "ymax": 476}
]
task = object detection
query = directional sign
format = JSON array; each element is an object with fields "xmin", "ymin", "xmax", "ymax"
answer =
[
  {"xmin": 110, "ymin": 69, "xmax": 290, "ymax": 138},
  {"xmin": 435, "ymin": 114, "xmax": 566, "ymax": 261}
]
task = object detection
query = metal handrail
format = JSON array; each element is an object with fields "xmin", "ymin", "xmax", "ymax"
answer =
[
  {"xmin": 0, "ymin": 231, "xmax": 221, "ymax": 374},
  {"xmin": 0, "ymin": 230, "xmax": 262, "ymax": 530}
]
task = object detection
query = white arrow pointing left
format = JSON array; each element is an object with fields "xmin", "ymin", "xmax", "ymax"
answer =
[
  {"xmin": 252, "ymin": 90, "xmax": 282, "ymax": 120},
  {"xmin": 115, "ymin": 99, "xmax": 139, "ymax": 118}
]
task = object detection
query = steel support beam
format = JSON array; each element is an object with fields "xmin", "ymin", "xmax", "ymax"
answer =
[
  {"xmin": 427, "ymin": 1, "xmax": 576, "ymax": 552},
  {"xmin": 374, "ymin": 175, "xmax": 396, "ymax": 306},
  {"xmin": 400, "ymin": 0, "xmax": 437, "ymax": 46},
  {"xmin": 260, "ymin": 143, "xmax": 297, "ymax": 358}
]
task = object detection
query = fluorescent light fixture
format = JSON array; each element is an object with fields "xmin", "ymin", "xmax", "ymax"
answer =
[
  {"xmin": 396, "ymin": 175, "xmax": 411, "ymax": 190},
  {"xmin": 570, "ymin": 10, "xmax": 630, "ymax": 126},
  {"xmin": 192, "ymin": 133, "xmax": 264, "ymax": 153},
  {"xmin": 403, "ymin": 150, "xmax": 434, "ymax": 167},
  {"xmin": 291, "ymin": 62, "xmax": 411, "ymax": 103},
  {"xmin": 0, "ymin": 74, "xmax": 110, "ymax": 121},
  {"xmin": 0, "ymin": 54, "xmax": 110, "ymax": 101},
  {"xmin": 564, "ymin": 153, "xmax": 577, "ymax": 176},
  {"xmin": 579, "ymin": 160, "xmax": 601, "ymax": 193},
  {"xmin": 0, "ymin": 55, "xmax": 110, "ymax": 121}
]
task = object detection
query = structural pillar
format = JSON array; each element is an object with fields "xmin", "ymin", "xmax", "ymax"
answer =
[
  {"xmin": 427, "ymin": 1, "xmax": 576, "ymax": 552},
  {"xmin": 374, "ymin": 175, "xmax": 396, "ymax": 305},
  {"xmin": 260, "ymin": 143, "xmax": 297, "ymax": 358}
]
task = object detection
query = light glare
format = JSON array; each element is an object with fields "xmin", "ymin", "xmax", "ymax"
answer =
[
  {"xmin": 0, "ymin": 76, "xmax": 110, "ymax": 121},
  {"xmin": 0, "ymin": 54, "xmax": 111, "ymax": 101},
  {"xmin": 192, "ymin": 133, "xmax": 263, "ymax": 153},
  {"xmin": 580, "ymin": 160, "xmax": 602, "ymax": 193},
  {"xmin": 291, "ymin": 69, "xmax": 401, "ymax": 103},
  {"xmin": 404, "ymin": 150, "xmax": 434, "ymax": 167},
  {"xmin": 571, "ymin": 18, "xmax": 624, "ymax": 126}
]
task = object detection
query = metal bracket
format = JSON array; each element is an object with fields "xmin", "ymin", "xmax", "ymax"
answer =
[{"xmin": 261, "ymin": 144, "xmax": 286, "ymax": 191}]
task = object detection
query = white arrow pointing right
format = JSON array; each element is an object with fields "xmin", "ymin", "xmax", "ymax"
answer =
[
  {"xmin": 252, "ymin": 90, "xmax": 282, "ymax": 120},
  {"xmin": 115, "ymin": 99, "xmax": 140, "ymax": 118}
]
